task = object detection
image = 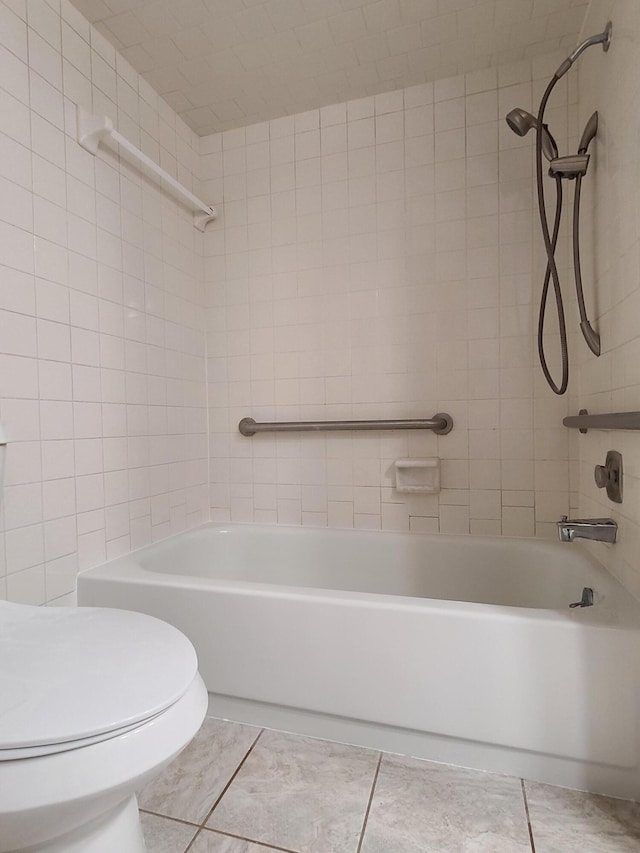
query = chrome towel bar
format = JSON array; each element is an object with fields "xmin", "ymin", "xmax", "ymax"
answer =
[
  {"xmin": 563, "ymin": 409, "xmax": 640, "ymax": 433},
  {"xmin": 239, "ymin": 414, "xmax": 453, "ymax": 437}
]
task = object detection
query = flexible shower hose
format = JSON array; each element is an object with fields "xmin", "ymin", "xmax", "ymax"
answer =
[
  {"xmin": 537, "ymin": 175, "xmax": 565, "ymax": 394},
  {"xmin": 535, "ymin": 75, "xmax": 569, "ymax": 395},
  {"xmin": 535, "ymin": 77, "xmax": 601, "ymax": 394}
]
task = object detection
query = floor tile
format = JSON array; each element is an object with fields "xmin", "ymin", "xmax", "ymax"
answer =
[
  {"xmin": 207, "ymin": 729, "xmax": 379, "ymax": 852},
  {"xmin": 139, "ymin": 718, "xmax": 260, "ymax": 824},
  {"xmin": 360, "ymin": 754, "xmax": 531, "ymax": 853},
  {"xmin": 190, "ymin": 828, "xmax": 289, "ymax": 852},
  {"xmin": 525, "ymin": 781, "xmax": 640, "ymax": 852},
  {"xmin": 140, "ymin": 812, "xmax": 197, "ymax": 853}
]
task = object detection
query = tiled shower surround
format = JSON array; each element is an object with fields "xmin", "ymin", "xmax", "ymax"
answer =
[
  {"xmin": 202, "ymin": 57, "xmax": 575, "ymax": 538},
  {"xmin": 575, "ymin": 0, "xmax": 640, "ymax": 601},
  {"xmin": 2, "ymin": 0, "xmax": 638, "ymax": 608},
  {"xmin": 0, "ymin": 0, "xmax": 208, "ymax": 605}
]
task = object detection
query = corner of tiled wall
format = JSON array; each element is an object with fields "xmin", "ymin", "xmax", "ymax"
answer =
[{"xmin": 0, "ymin": 0, "xmax": 208, "ymax": 605}]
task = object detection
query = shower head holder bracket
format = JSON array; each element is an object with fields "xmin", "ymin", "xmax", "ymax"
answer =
[{"xmin": 548, "ymin": 154, "xmax": 590, "ymax": 180}]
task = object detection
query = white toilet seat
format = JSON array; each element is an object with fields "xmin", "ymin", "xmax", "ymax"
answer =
[
  {"xmin": 0, "ymin": 601, "xmax": 199, "ymax": 758},
  {"xmin": 0, "ymin": 711, "xmax": 166, "ymax": 760},
  {"xmin": 0, "ymin": 601, "xmax": 207, "ymax": 853},
  {"xmin": 0, "ymin": 673, "xmax": 208, "ymax": 853}
]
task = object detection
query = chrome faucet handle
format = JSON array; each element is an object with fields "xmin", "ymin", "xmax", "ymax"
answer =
[
  {"xmin": 594, "ymin": 451, "xmax": 623, "ymax": 503},
  {"xmin": 594, "ymin": 465, "xmax": 609, "ymax": 488}
]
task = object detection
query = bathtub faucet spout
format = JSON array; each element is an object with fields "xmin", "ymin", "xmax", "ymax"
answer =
[{"xmin": 557, "ymin": 516, "xmax": 617, "ymax": 544}]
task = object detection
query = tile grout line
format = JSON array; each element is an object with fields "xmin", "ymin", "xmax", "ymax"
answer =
[
  {"xmin": 139, "ymin": 808, "xmax": 199, "ymax": 828},
  {"xmin": 138, "ymin": 811, "xmax": 201, "ymax": 853},
  {"xmin": 196, "ymin": 827, "xmax": 300, "ymax": 853},
  {"xmin": 141, "ymin": 803, "xmax": 299, "ymax": 853},
  {"xmin": 521, "ymin": 779, "xmax": 536, "ymax": 852},
  {"xmin": 356, "ymin": 751, "xmax": 383, "ymax": 853},
  {"xmin": 182, "ymin": 727, "xmax": 266, "ymax": 853}
]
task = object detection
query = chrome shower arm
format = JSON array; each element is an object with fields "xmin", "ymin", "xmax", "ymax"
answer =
[
  {"xmin": 568, "ymin": 22, "xmax": 613, "ymax": 63},
  {"xmin": 555, "ymin": 21, "xmax": 612, "ymax": 78}
]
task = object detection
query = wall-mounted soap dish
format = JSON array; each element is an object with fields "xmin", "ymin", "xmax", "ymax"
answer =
[{"xmin": 394, "ymin": 458, "xmax": 440, "ymax": 494}]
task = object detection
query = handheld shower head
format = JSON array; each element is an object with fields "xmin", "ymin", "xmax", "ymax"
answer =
[
  {"xmin": 505, "ymin": 108, "xmax": 559, "ymax": 161},
  {"xmin": 505, "ymin": 106, "xmax": 535, "ymax": 136}
]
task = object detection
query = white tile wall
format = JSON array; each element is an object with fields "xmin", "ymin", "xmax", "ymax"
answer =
[
  {"xmin": 576, "ymin": 0, "xmax": 640, "ymax": 601},
  {"xmin": 0, "ymin": 0, "xmax": 208, "ymax": 605},
  {"xmin": 0, "ymin": 0, "xmax": 596, "ymax": 606},
  {"xmin": 202, "ymin": 56, "xmax": 574, "ymax": 536}
]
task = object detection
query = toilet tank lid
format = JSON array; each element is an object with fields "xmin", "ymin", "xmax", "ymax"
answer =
[{"xmin": 0, "ymin": 602, "xmax": 199, "ymax": 751}]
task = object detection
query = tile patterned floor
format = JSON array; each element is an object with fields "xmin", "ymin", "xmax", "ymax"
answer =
[{"xmin": 139, "ymin": 717, "xmax": 640, "ymax": 853}]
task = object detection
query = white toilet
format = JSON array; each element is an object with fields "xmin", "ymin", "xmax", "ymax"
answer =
[{"xmin": 0, "ymin": 601, "xmax": 208, "ymax": 853}]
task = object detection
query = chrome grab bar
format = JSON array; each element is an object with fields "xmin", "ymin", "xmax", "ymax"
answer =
[
  {"xmin": 563, "ymin": 408, "xmax": 640, "ymax": 433},
  {"xmin": 239, "ymin": 414, "xmax": 453, "ymax": 437}
]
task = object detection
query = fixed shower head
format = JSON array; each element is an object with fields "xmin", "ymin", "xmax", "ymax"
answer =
[{"xmin": 505, "ymin": 108, "xmax": 559, "ymax": 161}]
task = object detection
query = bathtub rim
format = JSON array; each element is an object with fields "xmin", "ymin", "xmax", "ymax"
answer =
[{"xmin": 77, "ymin": 522, "xmax": 639, "ymax": 629}]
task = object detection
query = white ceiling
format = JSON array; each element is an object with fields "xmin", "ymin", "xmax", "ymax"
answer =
[{"xmin": 71, "ymin": 0, "xmax": 589, "ymax": 136}]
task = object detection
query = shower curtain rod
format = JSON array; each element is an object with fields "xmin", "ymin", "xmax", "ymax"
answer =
[
  {"xmin": 76, "ymin": 106, "xmax": 217, "ymax": 231},
  {"xmin": 239, "ymin": 414, "xmax": 454, "ymax": 436}
]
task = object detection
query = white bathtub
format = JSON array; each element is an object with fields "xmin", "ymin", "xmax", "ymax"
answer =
[{"xmin": 78, "ymin": 524, "xmax": 640, "ymax": 799}]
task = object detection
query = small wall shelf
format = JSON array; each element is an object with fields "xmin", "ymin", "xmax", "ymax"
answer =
[{"xmin": 394, "ymin": 458, "xmax": 441, "ymax": 494}]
